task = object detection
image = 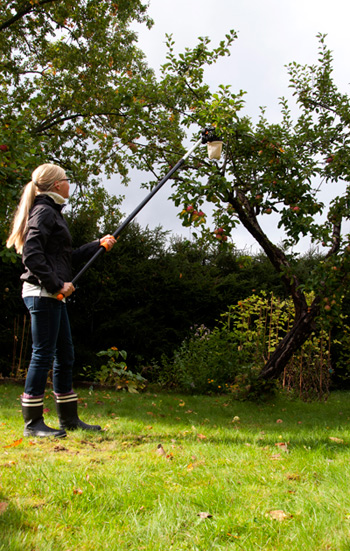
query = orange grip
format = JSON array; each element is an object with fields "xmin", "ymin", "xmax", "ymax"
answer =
[
  {"xmin": 100, "ymin": 239, "xmax": 109, "ymax": 250},
  {"xmin": 57, "ymin": 293, "xmax": 64, "ymax": 301}
]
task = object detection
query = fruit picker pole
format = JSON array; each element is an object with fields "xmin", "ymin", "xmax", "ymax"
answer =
[{"xmin": 57, "ymin": 134, "xmax": 209, "ymax": 300}]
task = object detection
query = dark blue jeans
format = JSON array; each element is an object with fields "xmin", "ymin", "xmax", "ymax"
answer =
[{"xmin": 23, "ymin": 296, "xmax": 74, "ymax": 396}]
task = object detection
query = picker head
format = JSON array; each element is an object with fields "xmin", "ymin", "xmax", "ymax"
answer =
[{"xmin": 201, "ymin": 127, "xmax": 223, "ymax": 160}]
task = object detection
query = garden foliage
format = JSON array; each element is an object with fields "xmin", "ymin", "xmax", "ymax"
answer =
[{"xmin": 158, "ymin": 292, "xmax": 334, "ymax": 400}]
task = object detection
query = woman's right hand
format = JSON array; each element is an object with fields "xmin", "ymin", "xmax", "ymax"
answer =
[{"xmin": 58, "ymin": 282, "xmax": 75, "ymax": 298}]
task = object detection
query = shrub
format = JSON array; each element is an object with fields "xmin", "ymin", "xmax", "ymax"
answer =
[
  {"xmin": 81, "ymin": 347, "xmax": 147, "ymax": 393},
  {"xmin": 158, "ymin": 292, "xmax": 332, "ymax": 399}
]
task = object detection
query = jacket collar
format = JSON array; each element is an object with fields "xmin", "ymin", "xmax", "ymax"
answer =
[{"xmin": 34, "ymin": 193, "xmax": 65, "ymax": 212}]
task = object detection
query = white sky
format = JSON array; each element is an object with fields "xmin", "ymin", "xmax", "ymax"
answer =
[{"xmin": 104, "ymin": 0, "xmax": 350, "ymax": 253}]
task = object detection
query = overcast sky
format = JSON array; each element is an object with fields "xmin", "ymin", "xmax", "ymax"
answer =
[{"xmin": 104, "ymin": 0, "xmax": 350, "ymax": 253}]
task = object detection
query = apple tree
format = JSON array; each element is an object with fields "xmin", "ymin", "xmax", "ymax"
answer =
[
  {"xmin": 137, "ymin": 33, "xmax": 350, "ymax": 381},
  {"xmin": 0, "ymin": 0, "xmax": 187, "ymax": 252}
]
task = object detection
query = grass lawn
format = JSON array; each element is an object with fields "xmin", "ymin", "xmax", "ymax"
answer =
[{"xmin": 1, "ymin": 384, "xmax": 350, "ymax": 550}]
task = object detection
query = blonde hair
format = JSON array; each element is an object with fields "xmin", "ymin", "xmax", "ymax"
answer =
[{"xmin": 6, "ymin": 164, "xmax": 66, "ymax": 253}]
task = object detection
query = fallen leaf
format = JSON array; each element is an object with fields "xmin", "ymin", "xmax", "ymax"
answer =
[
  {"xmin": 275, "ymin": 442, "xmax": 289, "ymax": 452},
  {"xmin": 86, "ymin": 475, "xmax": 95, "ymax": 488},
  {"xmin": 276, "ymin": 419, "xmax": 283, "ymax": 424},
  {"xmin": 0, "ymin": 503, "xmax": 8, "ymax": 515},
  {"xmin": 156, "ymin": 444, "xmax": 166, "ymax": 456},
  {"xmin": 197, "ymin": 512, "xmax": 213, "ymax": 519},
  {"xmin": 179, "ymin": 401, "xmax": 185, "ymax": 407},
  {"xmin": 73, "ymin": 488, "xmax": 83, "ymax": 495},
  {"xmin": 267, "ymin": 510, "xmax": 290, "ymax": 521},
  {"xmin": 329, "ymin": 437, "xmax": 344, "ymax": 444},
  {"xmin": 4, "ymin": 438, "xmax": 23, "ymax": 448},
  {"xmin": 197, "ymin": 433, "xmax": 206, "ymax": 440},
  {"xmin": 286, "ymin": 473, "xmax": 300, "ymax": 480},
  {"xmin": 270, "ymin": 453, "xmax": 283, "ymax": 460},
  {"xmin": 54, "ymin": 445, "xmax": 67, "ymax": 452},
  {"xmin": 187, "ymin": 463, "xmax": 194, "ymax": 470}
]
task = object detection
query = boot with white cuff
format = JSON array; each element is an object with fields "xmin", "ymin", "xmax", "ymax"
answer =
[
  {"xmin": 54, "ymin": 392, "xmax": 101, "ymax": 431},
  {"xmin": 21, "ymin": 395, "xmax": 67, "ymax": 438}
]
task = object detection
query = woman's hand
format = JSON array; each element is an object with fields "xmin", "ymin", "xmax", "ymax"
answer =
[
  {"xmin": 58, "ymin": 282, "xmax": 75, "ymax": 298},
  {"xmin": 100, "ymin": 234, "xmax": 116, "ymax": 252}
]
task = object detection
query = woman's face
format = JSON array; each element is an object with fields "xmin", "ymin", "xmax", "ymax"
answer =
[{"xmin": 54, "ymin": 174, "xmax": 70, "ymax": 199}]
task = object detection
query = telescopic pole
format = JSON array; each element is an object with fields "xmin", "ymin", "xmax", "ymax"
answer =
[{"xmin": 57, "ymin": 137, "xmax": 203, "ymax": 300}]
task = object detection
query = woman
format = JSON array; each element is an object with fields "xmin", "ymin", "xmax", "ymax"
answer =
[{"xmin": 7, "ymin": 164, "xmax": 116, "ymax": 437}]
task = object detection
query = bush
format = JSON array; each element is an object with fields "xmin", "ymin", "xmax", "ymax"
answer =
[{"xmin": 158, "ymin": 292, "xmax": 333, "ymax": 399}]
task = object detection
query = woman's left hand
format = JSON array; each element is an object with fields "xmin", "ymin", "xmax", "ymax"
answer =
[{"xmin": 100, "ymin": 234, "xmax": 116, "ymax": 252}]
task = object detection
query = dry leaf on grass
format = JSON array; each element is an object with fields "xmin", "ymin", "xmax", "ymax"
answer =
[
  {"xmin": 267, "ymin": 509, "xmax": 291, "ymax": 521},
  {"xmin": 270, "ymin": 453, "xmax": 283, "ymax": 460},
  {"xmin": 4, "ymin": 438, "xmax": 23, "ymax": 449},
  {"xmin": 286, "ymin": 473, "xmax": 300, "ymax": 480},
  {"xmin": 197, "ymin": 433, "xmax": 206, "ymax": 440},
  {"xmin": 53, "ymin": 445, "xmax": 67, "ymax": 452},
  {"xmin": 0, "ymin": 503, "xmax": 8, "ymax": 515},
  {"xmin": 156, "ymin": 444, "xmax": 166, "ymax": 456},
  {"xmin": 275, "ymin": 442, "xmax": 289, "ymax": 453},
  {"xmin": 329, "ymin": 437, "xmax": 344, "ymax": 444},
  {"xmin": 197, "ymin": 512, "xmax": 213, "ymax": 519}
]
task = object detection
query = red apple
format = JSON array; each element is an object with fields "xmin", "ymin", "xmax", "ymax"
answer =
[{"xmin": 0, "ymin": 144, "xmax": 8, "ymax": 152}]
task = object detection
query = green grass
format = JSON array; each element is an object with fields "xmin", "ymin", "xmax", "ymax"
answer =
[{"xmin": 1, "ymin": 384, "xmax": 350, "ymax": 550}]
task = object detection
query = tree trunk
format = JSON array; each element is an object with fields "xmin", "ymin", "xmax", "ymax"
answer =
[{"xmin": 258, "ymin": 299, "xmax": 320, "ymax": 380}]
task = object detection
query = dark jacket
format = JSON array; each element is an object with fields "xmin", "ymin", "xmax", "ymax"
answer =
[{"xmin": 21, "ymin": 194, "xmax": 100, "ymax": 294}]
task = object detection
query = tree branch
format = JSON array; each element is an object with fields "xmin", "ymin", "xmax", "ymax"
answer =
[{"xmin": 0, "ymin": 0, "xmax": 61, "ymax": 32}]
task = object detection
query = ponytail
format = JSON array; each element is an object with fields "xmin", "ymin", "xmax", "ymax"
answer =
[
  {"xmin": 6, "ymin": 163, "xmax": 66, "ymax": 254},
  {"xmin": 6, "ymin": 181, "xmax": 37, "ymax": 253}
]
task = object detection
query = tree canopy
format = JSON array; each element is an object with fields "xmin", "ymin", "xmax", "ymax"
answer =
[{"xmin": 0, "ymin": 0, "xmax": 168, "ymax": 248}]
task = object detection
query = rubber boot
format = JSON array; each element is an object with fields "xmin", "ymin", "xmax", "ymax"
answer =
[
  {"xmin": 55, "ymin": 392, "xmax": 101, "ymax": 431},
  {"xmin": 21, "ymin": 395, "xmax": 67, "ymax": 438}
]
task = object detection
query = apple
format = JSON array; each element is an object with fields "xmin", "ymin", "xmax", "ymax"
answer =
[
  {"xmin": 0, "ymin": 144, "xmax": 8, "ymax": 152},
  {"xmin": 186, "ymin": 205, "xmax": 194, "ymax": 212},
  {"xmin": 326, "ymin": 155, "xmax": 334, "ymax": 163},
  {"xmin": 215, "ymin": 227, "xmax": 224, "ymax": 234},
  {"xmin": 291, "ymin": 206, "xmax": 300, "ymax": 212},
  {"xmin": 265, "ymin": 208, "xmax": 272, "ymax": 214},
  {"xmin": 324, "ymin": 304, "xmax": 331, "ymax": 311}
]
